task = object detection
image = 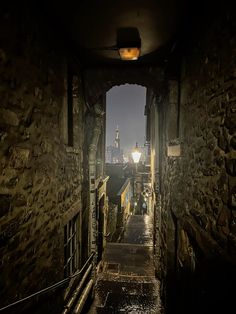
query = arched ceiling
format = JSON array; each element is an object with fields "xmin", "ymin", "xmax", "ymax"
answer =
[
  {"xmin": 47, "ymin": 0, "xmax": 188, "ymax": 66},
  {"xmin": 84, "ymin": 67, "xmax": 166, "ymax": 106}
]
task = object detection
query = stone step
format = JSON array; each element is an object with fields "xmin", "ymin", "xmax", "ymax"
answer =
[{"xmin": 96, "ymin": 292, "xmax": 161, "ymax": 313}]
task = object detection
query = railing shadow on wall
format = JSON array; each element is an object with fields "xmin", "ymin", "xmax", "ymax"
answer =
[{"xmin": 0, "ymin": 252, "xmax": 95, "ymax": 314}]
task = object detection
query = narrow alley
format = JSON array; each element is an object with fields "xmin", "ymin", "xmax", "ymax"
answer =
[
  {"xmin": 0, "ymin": 1, "xmax": 236, "ymax": 314},
  {"xmin": 89, "ymin": 214, "xmax": 163, "ymax": 313}
]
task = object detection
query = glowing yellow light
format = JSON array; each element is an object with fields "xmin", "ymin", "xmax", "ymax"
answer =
[{"xmin": 118, "ymin": 47, "xmax": 140, "ymax": 61}]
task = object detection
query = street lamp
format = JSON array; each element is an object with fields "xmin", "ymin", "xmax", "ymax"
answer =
[{"xmin": 131, "ymin": 142, "xmax": 142, "ymax": 164}]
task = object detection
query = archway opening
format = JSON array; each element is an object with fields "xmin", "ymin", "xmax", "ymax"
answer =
[
  {"xmin": 105, "ymin": 83, "xmax": 152, "ymax": 242},
  {"xmin": 105, "ymin": 84, "xmax": 147, "ymax": 164}
]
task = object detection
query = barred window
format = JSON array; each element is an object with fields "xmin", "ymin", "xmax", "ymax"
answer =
[{"xmin": 64, "ymin": 214, "xmax": 80, "ymax": 277}]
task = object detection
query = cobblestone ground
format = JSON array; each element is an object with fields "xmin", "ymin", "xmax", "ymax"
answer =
[{"xmin": 88, "ymin": 214, "xmax": 163, "ymax": 313}]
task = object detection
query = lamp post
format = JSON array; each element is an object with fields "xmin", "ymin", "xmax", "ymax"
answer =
[{"xmin": 131, "ymin": 143, "xmax": 142, "ymax": 214}]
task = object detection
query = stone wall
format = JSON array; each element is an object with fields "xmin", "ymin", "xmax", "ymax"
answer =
[
  {"xmin": 106, "ymin": 203, "xmax": 118, "ymax": 242},
  {"xmin": 161, "ymin": 4, "xmax": 236, "ymax": 313},
  {"xmin": 84, "ymin": 67, "xmax": 165, "ymax": 107},
  {"xmin": 0, "ymin": 4, "xmax": 87, "ymax": 312}
]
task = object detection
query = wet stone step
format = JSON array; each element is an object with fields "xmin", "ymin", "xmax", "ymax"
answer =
[
  {"xmin": 96, "ymin": 279, "xmax": 158, "ymax": 299},
  {"xmin": 96, "ymin": 293, "xmax": 159, "ymax": 314}
]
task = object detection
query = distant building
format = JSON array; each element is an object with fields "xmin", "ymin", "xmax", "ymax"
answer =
[
  {"xmin": 107, "ymin": 177, "xmax": 132, "ymax": 226},
  {"xmin": 105, "ymin": 163, "xmax": 133, "ymax": 241},
  {"xmin": 114, "ymin": 125, "xmax": 120, "ymax": 150},
  {"xmin": 106, "ymin": 126, "xmax": 123, "ymax": 163}
]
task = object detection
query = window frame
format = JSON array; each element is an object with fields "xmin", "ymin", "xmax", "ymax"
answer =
[{"xmin": 64, "ymin": 214, "xmax": 80, "ymax": 277}]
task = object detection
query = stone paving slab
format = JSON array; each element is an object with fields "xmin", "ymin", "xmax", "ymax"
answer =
[
  {"xmin": 103, "ymin": 243, "xmax": 154, "ymax": 276},
  {"xmin": 96, "ymin": 293, "xmax": 160, "ymax": 314},
  {"xmin": 87, "ymin": 214, "xmax": 163, "ymax": 313},
  {"xmin": 95, "ymin": 278, "xmax": 162, "ymax": 314},
  {"xmin": 95, "ymin": 278, "xmax": 160, "ymax": 302},
  {"xmin": 121, "ymin": 214, "xmax": 153, "ymax": 245}
]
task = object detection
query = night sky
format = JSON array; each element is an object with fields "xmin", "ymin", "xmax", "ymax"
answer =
[{"xmin": 106, "ymin": 84, "xmax": 146, "ymax": 154}]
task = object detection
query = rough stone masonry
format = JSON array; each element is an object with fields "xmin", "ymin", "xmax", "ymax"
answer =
[{"xmin": 0, "ymin": 4, "xmax": 87, "ymax": 312}]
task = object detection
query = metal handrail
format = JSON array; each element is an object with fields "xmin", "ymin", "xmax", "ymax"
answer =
[
  {"xmin": 62, "ymin": 264, "xmax": 93, "ymax": 314},
  {"xmin": 0, "ymin": 252, "xmax": 95, "ymax": 312}
]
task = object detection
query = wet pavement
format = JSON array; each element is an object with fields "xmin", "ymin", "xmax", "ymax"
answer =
[
  {"xmin": 88, "ymin": 214, "xmax": 163, "ymax": 313},
  {"xmin": 121, "ymin": 214, "xmax": 153, "ymax": 245}
]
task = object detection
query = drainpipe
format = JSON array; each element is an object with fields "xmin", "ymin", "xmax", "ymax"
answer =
[{"xmin": 88, "ymin": 103, "xmax": 105, "ymax": 255}]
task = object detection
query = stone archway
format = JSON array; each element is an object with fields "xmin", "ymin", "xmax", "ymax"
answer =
[{"xmin": 84, "ymin": 66, "xmax": 167, "ymax": 107}]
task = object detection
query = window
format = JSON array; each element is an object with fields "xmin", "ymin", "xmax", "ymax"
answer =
[{"xmin": 64, "ymin": 214, "xmax": 80, "ymax": 277}]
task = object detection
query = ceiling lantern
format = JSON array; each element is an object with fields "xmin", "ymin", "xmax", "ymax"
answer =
[
  {"xmin": 118, "ymin": 47, "xmax": 140, "ymax": 61},
  {"xmin": 117, "ymin": 27, "xmax": 141, "ymax": 61}
]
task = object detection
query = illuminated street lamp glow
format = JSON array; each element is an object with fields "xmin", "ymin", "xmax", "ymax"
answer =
[
  {"xmin": 132, "ymin": 151, "xmax": 141, "ymax": 163},
  {"xmin": 131, "ymin": 143, "xmax": 141, "ymax": 163}
]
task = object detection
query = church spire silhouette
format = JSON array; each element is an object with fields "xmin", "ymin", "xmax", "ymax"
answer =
[{"xmin": 114, "ymin": 125, "xmax": 120, "ymax": 150}]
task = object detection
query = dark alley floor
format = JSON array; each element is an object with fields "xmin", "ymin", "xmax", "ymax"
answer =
[{"xmin": 87, "ymin": 214, "xmax": 163, "ymax": 313}]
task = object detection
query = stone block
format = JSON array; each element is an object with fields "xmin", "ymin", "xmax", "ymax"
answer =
[
  {"xmin": 8, "ymin": 235, "xmax": 20, "ymax": 251},
  {"xmin": 9, "ymin": 147, "xmax": 30, "ymax": 169},
  {"xmin": 0, "ymin": 218, "xmax": 19, "ymax": 241},
  {"xmin": 229, "ymin": 184, "xmax": 236, "ymax": 210},
  {"xmin": 225, "ymin": 158, "xmax": 236, "ymax": 176},
  {"xmin": 40, "ymin": 140, "xmax": 53, "ymax": 153},
  {"xmin": 22, "ymin": 105, "xmax": 34, "ymax": 127},
  {"xmin": 5, "ymin": 176, "xmax": 18, "ymax": 189},
  {"xmin": 201, "ymin": 166, "xmax": 219, "ymax": 176},
  {"xmin": 12, "ymin": 194, "xmax": 27, "ymax": 207},
  {"xmin": 0, "ymin": 194, "xmax": 11, "ymax": 218},
  {"xmin": 192, "ymin": 212, "xmax": 209, "ymax": 230},
  {"xmin": 224, "ymin": 116, "xmax": 236, "ymax": 135},
  {"xmin": 218, "ymin": 133, "xmax": 228, "ymax": 151},
  {"xmin": 230, "ymin": 136, "xmax": 236, "ymax": 150},
  {"xmin": 32, "ymin": 145, "xmax": 42, "ymax": 157},
  {"xmin": 231, "ymin": 193, "xmax": 236, "ymax": 208},
  {"xmin": 217, "ymin": 208, "xmax": 230, "ymax": 236},
  {"xmin": 0, "ymin": 109, "xmax": 19, "ymax": 126}
]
